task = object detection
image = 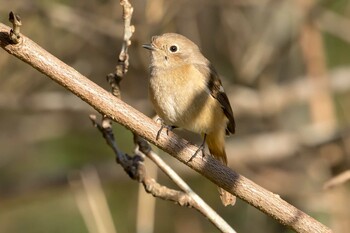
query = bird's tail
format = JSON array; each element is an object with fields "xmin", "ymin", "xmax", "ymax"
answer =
[{"xmin": 205, "ymin": 132, "xmax": 236, "ymax": 206}]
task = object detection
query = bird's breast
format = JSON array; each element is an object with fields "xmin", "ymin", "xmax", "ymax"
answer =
[
  {"xmin": 149, "ymin": 65, "xmax": 227, "ymax": 134},
  {"xmin": 149, "ymin": 66, "xmax": 191, "ymax": 124}
]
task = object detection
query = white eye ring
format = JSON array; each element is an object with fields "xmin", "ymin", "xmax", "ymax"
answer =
[{"xmin": 169, "ymin": 45, "xmax": 178, "ymax": 53}]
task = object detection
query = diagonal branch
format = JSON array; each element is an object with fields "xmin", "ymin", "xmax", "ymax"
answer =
[{"xmin": 0, "ymin": 22, "xmax": 332, "ymax": 233}]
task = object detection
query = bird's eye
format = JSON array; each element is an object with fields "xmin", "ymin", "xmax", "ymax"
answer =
[{"xmin": 169, "ymin": 45, "xmax": 178, "ymax": 53}]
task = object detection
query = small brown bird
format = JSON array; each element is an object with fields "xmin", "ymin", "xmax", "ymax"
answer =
[{"xmin": 143, "ymin": 33, "xmax": 236, "ymax": 206}]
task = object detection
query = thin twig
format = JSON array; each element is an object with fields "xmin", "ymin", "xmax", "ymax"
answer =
[
  {"xmin": 134, "ymin": 135, "xmax": 236, "ymax": 233},
  {"xmin": 106, "ymin": 0, "xmax": 135, "ymax": 98},
  {"xmin": 90, "ymin": 115, "xmax": 188, "ymax": 201}
]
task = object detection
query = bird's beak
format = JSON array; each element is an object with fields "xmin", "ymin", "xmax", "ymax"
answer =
[{"xmin": 142, "ymin": 43, "xmax": 156, "ymax": 51}]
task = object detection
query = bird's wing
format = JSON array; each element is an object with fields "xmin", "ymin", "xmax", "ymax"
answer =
[{"xmin": 194, "ymin": 63, "xmax": 235, "ymax": 134}]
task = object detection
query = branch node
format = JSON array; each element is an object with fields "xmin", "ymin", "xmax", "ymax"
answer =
[
  {"xmin": 121, "ymin": 153, "xmax": 144, "ymax": 181},
  {"xmin": 133, "ymin": 134, "xmax": 152, "ymax": 155},
  {"xmin": 106, "ymin": 73, "xmax": 122, "ymax": 98},
  {"xmin": 8, "ymin": 11, "xmax": 22, "ymax": 44}
]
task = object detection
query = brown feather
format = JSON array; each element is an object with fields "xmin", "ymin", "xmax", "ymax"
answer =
[{"xmin": 194, "ymin": 63, "xmax": 235, "ymax": 135}]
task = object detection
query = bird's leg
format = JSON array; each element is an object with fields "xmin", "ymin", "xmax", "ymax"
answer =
[
  {"xmin": 156, "ymin": 118, "xmax": 177, "ymax": 140},
  {"xmin": 188, "ymin": 134, "xmax": 207, "ymax": 162}
]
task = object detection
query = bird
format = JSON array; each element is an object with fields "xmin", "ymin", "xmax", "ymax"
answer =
[{"xmin": 143, "ymin": 33, "xmax": 236, "ymax": 206}]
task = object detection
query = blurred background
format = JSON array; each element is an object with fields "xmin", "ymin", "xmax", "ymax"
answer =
[{"xmin": 0, "ymin": 0, "xmax": 350, "ymax": 232}]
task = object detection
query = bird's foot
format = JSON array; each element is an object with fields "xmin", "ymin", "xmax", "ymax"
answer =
[
  {"xmin": 156, "ymin": 118, "xmax": 176, "ymax": 140},
  {"xmin": 188, "ymin": 134, "xmax": 207, "ymax": 162}
]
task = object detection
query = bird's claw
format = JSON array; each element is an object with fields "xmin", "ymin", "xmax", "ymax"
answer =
[
  {"xmin": 188, "ymin": 134, "xmax": 207, "ymax": 162},
  {"xmin": 156, "ymin": 118, "xmax": 176, "ymax": 140}
]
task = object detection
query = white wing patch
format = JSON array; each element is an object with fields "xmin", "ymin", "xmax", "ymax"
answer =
[{"xmin": 219, "ymin": 85, "xmax": 225, "ymax": 93}]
